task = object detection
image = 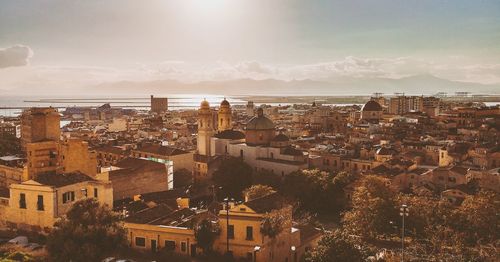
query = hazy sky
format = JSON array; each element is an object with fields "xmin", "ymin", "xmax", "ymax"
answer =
[{"xmin": 1, "ymin": 0, "xmax": 500, "ymax": 93}]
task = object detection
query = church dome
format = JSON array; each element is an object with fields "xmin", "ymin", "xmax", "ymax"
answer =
[
  {"xmin": 272, "ymin": 133, "xmax": 289, "ymax": 142},
  {"xmin": 362, "ymin": 100, "xmax": 382, "ymax": 112},
  {"xmin": 246, "ymin": 108, "xmax": 275, "ymax": 130},
  {"xmin": 220, "ymin": 98, "xmax": 230, "ymax": 107},
  {"xmin": 200, "ymin": 100, "xmax": 210, "ymax": 109}
]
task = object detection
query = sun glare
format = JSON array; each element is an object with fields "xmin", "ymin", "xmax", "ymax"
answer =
[{"xmin": 185, "ymin": 0, "xmax": 230, "ymax": 16}]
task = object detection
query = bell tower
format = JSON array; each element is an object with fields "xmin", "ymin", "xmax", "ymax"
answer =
[
  {"xmin": 197, "ymin": 99, "xmax": 215, "ymax": 156},
  {"xmin": 218, "ymin": 98, "xmax": 232, "ymax": 132}
]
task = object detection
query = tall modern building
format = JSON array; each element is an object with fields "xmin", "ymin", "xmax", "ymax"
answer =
[
  {"xmin": 150, "ymin": 95, "xmax": 168, "ymax": 114},
  {"xmin": 389, "ymin": 95, "xmax": 440, "ymax": 115},
  {"xmin": 389, "ymin": 95, "xmax": 421, "ymax": 115},
  {"xmin": 20, "ymin": 107, "xmax": 61, "ymax": 151}
]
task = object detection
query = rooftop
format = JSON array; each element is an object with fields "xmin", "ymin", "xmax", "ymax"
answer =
[
  {"xmin": 34, "ymin": 172, "xmax": 95, "ymax": 187},
  {"xmin": 214, "ymin": 129, "xmax": 245, "ymax": 140},
  {"xmin": 135, "ymin": 144, "xmax": 189, "ymax": 156},
  {"xmin": 245, "ymin": 192, "xmax": 286, "ymax": 213}
]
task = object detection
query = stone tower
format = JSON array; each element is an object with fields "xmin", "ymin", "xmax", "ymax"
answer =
[
  {"xmin": 218, "ymin": 98, "xmax": 232, "ymax": 132},
  {"xmin": 20, "ymin": 107, "xmax": 61, "ymax": 152},
  {"xmin": 197, "ymin": 100, "xmax": 215, "ymax": 156}
]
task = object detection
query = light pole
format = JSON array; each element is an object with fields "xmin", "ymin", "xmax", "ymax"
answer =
[
  {"xmin": 224, "ymin": 197, "xmax": 234, "ymax": 256},
  {"xmin": 253, "ymin": 246, "xmax": 261, "ymax": 262},
  {"xmin": 400, "ymin": 204, "xmax": 409, "ymax": 262},
  {"xmin": 291, "ymin": 246, "xmax": 297, "ymax": 262}
]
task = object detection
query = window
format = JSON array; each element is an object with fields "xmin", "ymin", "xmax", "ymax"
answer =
[
  {"xmin": 19, "ymin": 193, "xmax": 26, "ymax": 209},
  {"xmin": 62, "ymin": 191, "xmax": 75, "ymax": 204},
  {"xmin": 37, "ymin": 195, "xmax": 44, "ymax": 211},
  {"xmin": 181, "ymin": 242, "xmax": 187, "ymax": 252},
  {"xmin": 246, "ymin": 226, "xmax": 253, "ymax": 240},
  {"xmin": 228, "ymin": 225, "xmax": 235, "ymax": 239},
  {"xmin": 164, "ymin": 240, "xmax": 176, "ymax": 251},
  {"xmin": 135, "ymin": 237, "xmax": 146, "ymax": 247},
  {"xmin": 94, "ymin": 188, "xmax": 98, "ymax": 198}
]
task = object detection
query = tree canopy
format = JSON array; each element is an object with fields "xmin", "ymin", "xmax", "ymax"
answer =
[
  {"xmin": 342, "ymin": 175, "xmax": 397, "ymax": 239},
  {"xmin": 46, "ymin": 199, "xmax": 126, "ymax": 262},
  {"xmin": 281, "ymin": 169, "xmax": 354, "ymax": 216},
  {"xmin": 304, "ymin": 230, "xmax": 363, "ymax": 262},
  {"xmin": 173, "ymin": 168, "xmax": 193, "ymax": 188},
  {"xmin": 213, "ymin": 157, "xmax": 253, "ymax": 199},
  {"xmin": 243, "ymin": 184, "xmax": 275, "ymax": 201},
  {"xmin": 261, "ymin": 208, "xmax": 291, "ymax": 238},
  {"xmin": 195, "ymin": 219, "xmax": 220, "ymax": 255}
]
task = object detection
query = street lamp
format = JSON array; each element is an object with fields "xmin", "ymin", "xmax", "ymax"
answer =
[
  {"xmin": 291, "ymin": 246, "xmax": 297, "ymax": 262},
  {"xmin": 224, "ymin": 197, "xmax": 234, "ymax": 255},
  {"xmin": 399, "ymin": 204, "xmax": 409, "ymax": 262},
  {"xmin": 253, "ymin": 246, "xmax": 261, "ymax": 262}
]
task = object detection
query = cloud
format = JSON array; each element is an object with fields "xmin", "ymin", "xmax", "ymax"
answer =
[{"xmin": 0, "ymin": 45, "xmax": 34, "ymax": 69}]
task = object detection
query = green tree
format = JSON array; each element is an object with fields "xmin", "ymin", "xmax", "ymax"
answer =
[
  {"xmin": 252, "ymin": 169, "xmax": 282, "ymax": 188},
  {"xmin": 396, "ymin": 194, "xmax": 454, "ymax": 238},
  {"xmin": 194, "ymin": 219, "xmax": 220, "ymax": 255},
  {"xmin": 342, "ymin": 175, "xmax": 397, "ymax": 239},
  {"xmin": 46, "ymin": 199, "xmax": 126, "ymax": 262},
  {"xmin": 454, "ymin": 190, "xmax": 500, "ymax": 246},
  {"xmin": 281, "ymin": 169, "xmax": 349, "ymax": 216},
  {"xmin": 304, "ymin": 230, "xmax": 363, "ymax": 262},
  {"xmin": 213, "ymin": 157, "xmax": 252, "ymax": 199},
  {"xmin": 261, "ymin": 208, "xmax": 291, "ymax": 238},
  {"xmin": 173, "ymin": 168, "xmax": 193, "ymax": 188},
  {"xmin": 243, "ymin": 184, "xmax": 275, "ymax": 201}
]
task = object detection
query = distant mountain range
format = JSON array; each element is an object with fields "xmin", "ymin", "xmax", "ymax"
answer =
[
  {"xmin": 1, "ymin": 74, "xmax": 498, "ymax": 97},
  {"xmin": 88, "ymin": 74, "xmax": 500, "ymax": 96}
]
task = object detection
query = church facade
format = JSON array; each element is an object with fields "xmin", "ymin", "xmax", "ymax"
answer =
[{"xmin": 193, "ymin": 99, "xmax": 308, "ymax": 181}]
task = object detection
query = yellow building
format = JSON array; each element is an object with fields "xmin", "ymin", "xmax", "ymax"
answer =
[
  {"xmin": 124, "ymin": 206, "xmax": 204, "ymax": 257},
  {"xmin": 60, "ymin": 138, "xmax": 97, "ymax": 177},
  {"xmin": 2, "ymin": 172, "xmax": 113, "ymax": 232},
  {"xmin": 25, "ymin": 140, "xmax": 61, "ymax": 180},
  {"xmin": 0, "ymin": 156, "xmax": 26, "ymax": 188},
  {"xmin": 215, "ymin": 193, "xmax": 301, "ymax": 262},
  {"xmin": 123, "ymin": 192, "xmax": 321, "ymax": 261}
]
